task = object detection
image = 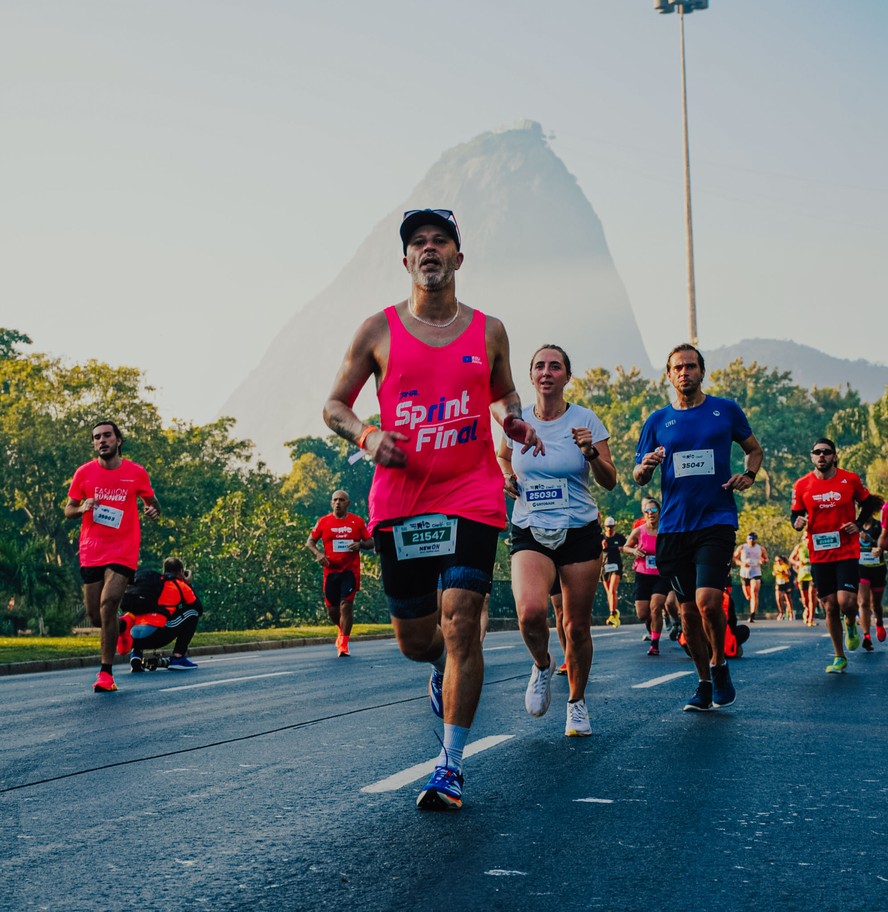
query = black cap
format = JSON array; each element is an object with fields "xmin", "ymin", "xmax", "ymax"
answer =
[{"xmin": 400, "ymin": 209, "xmax": 461, "ymax": 253}]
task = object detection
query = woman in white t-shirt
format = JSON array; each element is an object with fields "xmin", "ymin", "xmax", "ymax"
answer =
[{"xmin": 498, "ymin": 345, "xmax": 616, "ymax": 738}]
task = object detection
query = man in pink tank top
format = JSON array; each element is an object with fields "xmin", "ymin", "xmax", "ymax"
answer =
[{"xmin": 324, "ymin": 208, "xmax": 542, "ymax": 811}]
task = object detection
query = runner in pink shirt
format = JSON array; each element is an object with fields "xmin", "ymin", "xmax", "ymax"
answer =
[
  {"xmin": 324, "ymin": 209, "xmax": 541, "ymax": 811},
  {"xmin": 65, "ymin": 420, "xmax": 159, "ymax": 692}
]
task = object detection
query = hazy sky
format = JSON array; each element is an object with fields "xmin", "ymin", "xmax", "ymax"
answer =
[{"xmin": 3, "ymin": 1, "xmax": 886, "ymax": 425}]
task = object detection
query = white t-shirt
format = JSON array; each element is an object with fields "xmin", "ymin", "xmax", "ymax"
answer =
[{"xmin": 508, "ymin": 403, "xmax": 609, "ymax": 530}]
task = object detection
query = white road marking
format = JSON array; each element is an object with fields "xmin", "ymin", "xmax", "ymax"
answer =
[
  {"xmin": 575, "ymin": 797, "xmax": 614, "ymax": 804},
  {"xmin": 361, "ymin": 734, "xmax": 514, "ymax": 793},
  {"xmin": 755, "ymin": 645, "xmax": 791, "ymax": 655},
  {"xmin": 159, "ymin": 671, "xmax": 294, "ymax": 692},
  {"xmin": 485, "ymin": 870, "xmax": 527, "ymax": 877},
  {"xmin": 483, "ymin": 645, "xmax": 515, "ymax": 652},
  {"xmin": 632, "ymin": 671, "xmax": 695, "ymax": 689}
]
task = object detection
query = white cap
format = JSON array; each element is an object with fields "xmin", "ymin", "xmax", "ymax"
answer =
[{"xmin": 604, "ymin": 516, "xmax": 616, "ymax": 526}]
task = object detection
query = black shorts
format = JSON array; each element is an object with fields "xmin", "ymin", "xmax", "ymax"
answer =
[
  {"xmin": 776, "ymin": 582, "xmax": 793, "ymax": 594},
  {"xmin": 510, "ymin": 520, "xmax": 603, "ymax": 567},
  {"xmin": 324, "ymin": 570, "xmax": 358, "ymax": 607},
  {"xmin": 635, "ymin": 573, "xmax": 671, "ymax": 601},
  {"xmin": 858, "ymin": 564, "xmax": 886, "ymax": 589},
  {"xmin": 635, "ymin": 573, "xmax": 670, "ymax": 602},
  {"xmin": 374, "ymin": 517, "xmax": 498, "ymax": 620},
  {"xmin": 811, "ymin": 559, "xmax": 859, "ymax": 598},
  {"xmin": 80, "ymin": 564, "xmax": 135, "ymax": 585},
  {"xmin": 656, "ymin": 525, "xmax": 735, "ymax": 603}
]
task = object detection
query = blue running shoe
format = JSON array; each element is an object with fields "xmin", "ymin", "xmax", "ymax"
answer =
[
  {"xmin": 825, "ymin": 656, "xmax": 848, "ymax": 674},
  {"xmin": 428, "ymin": 668, "xmax": 444, "ymax": 719},
  {"xmin": 683, "ymin": 680, "xmax": 713, "ymax": 712},
  {"xmin": 130, "ymin": 650, "xmax": 144, "ymax": 673},
  {"xmin": 416, "ymin": 766, "xmax": 463, "ymax": 811},
  {"xmin": 168, "ymin": 655, "xmax": 198, "ymax": 670},
  {"xmin": 711, "ymin": 662, "xmax": 736, "ymax": 708}
]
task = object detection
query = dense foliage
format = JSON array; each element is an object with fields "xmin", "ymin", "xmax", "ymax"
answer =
[{"xmin": 2, "ymin": 327, "xmax": 886, "ymax": 634}]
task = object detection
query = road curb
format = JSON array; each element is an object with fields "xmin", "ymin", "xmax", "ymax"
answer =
[{"xmin": 0, "ymin": 633, "xmax": 397, "ymax": 677}]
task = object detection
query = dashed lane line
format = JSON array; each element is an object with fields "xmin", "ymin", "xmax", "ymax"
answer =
[
  {"xmin": 159, "ymin": 672, "xmax": 295, "ymax": 692},
  {"xmin": 631, "ymin": 670, "xmax": 695, "ymax": 689},
  {"xmin": 361, "ymin": 734, "xmax": 514, "ymax": 793},
  {"xmin": 755, "ymin": 645, "xmax": 792, "ymax": 655}
]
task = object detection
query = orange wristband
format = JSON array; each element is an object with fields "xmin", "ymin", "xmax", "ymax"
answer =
[{"xmin": 357, "ymin": 425, "xmax": 378, "ymax": 449}]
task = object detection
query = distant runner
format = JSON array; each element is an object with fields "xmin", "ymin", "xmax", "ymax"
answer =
[
  {"xmin": 307, "ymin": 490, "xmax": 374, "ymax": 657},
  {"xmin": 791, "ymin": 437, "xmax": 881, "ymax": 673},
  {"xmin": 64, "ymin": 420, "xmax": 160, "ymax": 693}
]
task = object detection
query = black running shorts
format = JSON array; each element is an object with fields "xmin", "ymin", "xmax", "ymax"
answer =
[{"xmin": 656, "ymin": 525, "xmax": 735, "ymax": 603}]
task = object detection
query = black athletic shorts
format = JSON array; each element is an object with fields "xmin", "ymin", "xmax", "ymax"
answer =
[
  {"xmin": 80, "ymin": 563, "xmax": 135, "ymax": 585},
  {"xmin": 776, "ymin": 582, "xmax": 793, "ymax": 594},
  {"xmin": 656, "ymin": 524, "xmax": 735, "ymax": 603},
  {"xmin": 324, "ymin": 570, "xmax": 358, "ymax": 608},
  {"xmin": 509, "ymin": 520, "xmax": 604, "ymax": 567},
  {"xmin": 635, "ymin": 573, "xmax": 671, "ymax": 602},
  {"xmin": 811, "ymin": 559, "xmax": 859, "ymax": 598},
  {"xmin": 859, "ymin": 564, "xmax": 887, "ymax": 589},
  {"xmin": 373, "ymin": 517, "xmax": 498, "ymax": 620}
]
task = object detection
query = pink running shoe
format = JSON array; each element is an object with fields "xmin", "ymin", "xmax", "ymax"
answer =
[{"xmin": 93, "ymin": 670, "xmax": 117, "ymax": 693}]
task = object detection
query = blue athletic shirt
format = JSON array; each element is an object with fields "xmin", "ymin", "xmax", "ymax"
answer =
[
  {"xmin": 635, "ymin": 395, "xmax": 752, "ymax": 534},
  {"xmin": 509, "ymin": 403, "xmax": 609, "ymax": 530}
]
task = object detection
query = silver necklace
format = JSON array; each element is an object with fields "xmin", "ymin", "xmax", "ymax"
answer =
[{"xmin": 408, "ymin": 298, "xmax": 460, "ymax": 328}]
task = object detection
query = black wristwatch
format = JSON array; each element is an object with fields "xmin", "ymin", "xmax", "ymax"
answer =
[
  {"xmin": 586, "ymin": 445, "xmax": 600, "ymax": 462},
  {"xmin": 742, "ymin": 470, "xmax": 757, "ymax": 481}
]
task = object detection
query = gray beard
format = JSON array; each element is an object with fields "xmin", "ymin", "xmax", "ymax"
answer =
[{"xmin": 412, "ymin": 264, "xmax": 453, "ymax": 289}]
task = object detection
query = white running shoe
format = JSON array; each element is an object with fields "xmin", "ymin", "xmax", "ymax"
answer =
[
  {"xmin": 525, "ymin": 654, "xmax": 556, "ymax": 717},
  {"xmin": 565, "ymin": 699, "xmax": 592, "ymax": 737}
]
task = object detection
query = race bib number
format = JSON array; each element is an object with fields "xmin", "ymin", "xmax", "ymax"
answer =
[
  {"xmin": 645, "ymin": 554, "xmax": 657, "ymax": 571},
  {"xmin": 394, "ymin": 514, "xmax": 457, "ymax": 561},
  {"xmin": 812, "ymin": 531, "xmax": 841, "ymax": 552},
  {"xmin": 859, "ymin": 550, "xmax": 879, "ymax": 566},
  {"xmin": 673, "ymin": 449, "xmax": 715, "ymax": 478},
  {"xmin": 604, "ymin": 562, "xmax": 619, "ymax": 574},
  {"xmin": 332, "ymin": 539, "xmax": 353, "ymax": 553},
  {"xmin": 92, "ymin": 504, "xmax": 123, "ymax": 529},
  {"xmin": 523, "ymin": 479, "xmax": 569, "ymax": 512}
]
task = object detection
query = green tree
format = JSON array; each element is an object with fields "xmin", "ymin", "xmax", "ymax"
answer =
[{"xmin": 568, "ymin": 365, "xmax": 669, "ymax": 523}]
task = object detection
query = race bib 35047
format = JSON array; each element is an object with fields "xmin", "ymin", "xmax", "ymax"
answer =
[{"xmin": 672, "ymin": 449, "xmax": 715, "ymax": 478}]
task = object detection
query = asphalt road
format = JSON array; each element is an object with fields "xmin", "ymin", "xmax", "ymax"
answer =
[{"xmin": 1, "ymin": 622, "xmax": 886, "ymax": 912}]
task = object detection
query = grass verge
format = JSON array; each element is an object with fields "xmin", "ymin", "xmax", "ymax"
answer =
[{"xmin": 0, "ymin": 623, "xmax": 394, "ymax": 665}]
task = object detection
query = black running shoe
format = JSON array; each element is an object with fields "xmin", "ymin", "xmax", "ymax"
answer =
[{"xmin": 683, "ymin": 681, "xmax": 713, "ymax": 712}]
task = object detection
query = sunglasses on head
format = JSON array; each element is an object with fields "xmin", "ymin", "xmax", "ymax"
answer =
[
  {"xmin": 403, "ymin": 208, "xmax": 454, "ymax": 221},
  {"xmin": 811, "ymin": 448, "xmax": 834, "ymax": 456}
]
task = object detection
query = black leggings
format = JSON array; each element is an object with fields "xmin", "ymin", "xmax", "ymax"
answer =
[{"xmin": 132, "ymin": 610, "xmax": 199, "ymax": 655}]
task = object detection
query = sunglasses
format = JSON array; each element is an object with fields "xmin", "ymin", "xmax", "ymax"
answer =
[
  {"xmin": 403, "ymin": 208, "xmax": 455, "ymax": 221},
  {"xmin": 811, "ymin": 449, "xmax": 834, "ymax": 456},
  {"xmin": 643, "ymin": 507, "xmax": 659, "ymax": 514}
]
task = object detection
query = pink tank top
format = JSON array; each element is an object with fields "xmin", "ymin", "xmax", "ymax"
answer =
[
  {"xmin": 633, "ymin": 525, "xmax": 660, "ymax": 576},
  {"xmin": 368, "ymin": 306, "xmax": 506, "ymax": 532}
]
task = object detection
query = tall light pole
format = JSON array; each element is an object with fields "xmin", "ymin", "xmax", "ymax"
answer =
[{"xmin": 654, "ymin": 0, "xmax": 708, "ymax": 346}]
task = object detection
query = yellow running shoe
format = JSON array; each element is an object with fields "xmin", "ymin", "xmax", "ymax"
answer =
[{"xmin": 825, "ymin": 656, "xmax": 848, "ymax": 674}]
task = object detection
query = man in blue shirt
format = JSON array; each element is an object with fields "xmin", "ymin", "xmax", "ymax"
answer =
[{"xmin": 634, "ymin": 344, "xmax": 763, "ymax": 711}]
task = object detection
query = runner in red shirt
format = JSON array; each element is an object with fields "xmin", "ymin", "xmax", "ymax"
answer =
[
  {"xmin": 791, "ymin": 437, "xmax": 881, "ymax": 674},
  {"xmin": 306, "ymin": 490, "xmax": 374, "ymax": 657},
  {"xmin": 64, "ymin": 420, "xmax": 160, "ymax": 693}
]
